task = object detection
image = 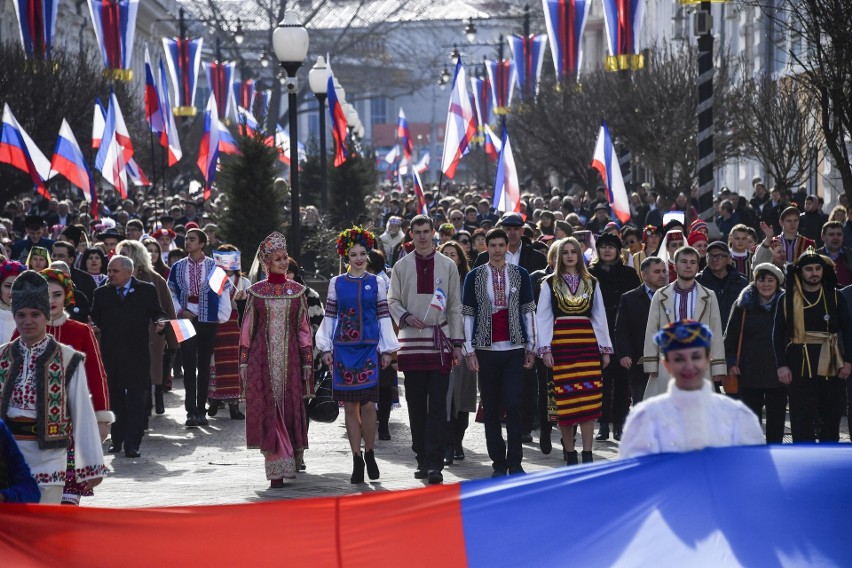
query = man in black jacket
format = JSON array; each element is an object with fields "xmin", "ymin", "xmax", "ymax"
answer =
[
  {"xmin": 697, "ymin": 241, "xmax": 748, "ymax": 327},
  {"xmin": 90, "ymin": 255, "xmax": 167, "ymax": 458},
  {"xmin": 588, "ymin": 233, "xmax": 640, "ymax": 440},
  {"xmin": 473, "ymin": 212, "xmax": 547, "ymax": 443},
  {"xmin": 615, "ymin": 257, "xmax": 668, "ymax": 407}
]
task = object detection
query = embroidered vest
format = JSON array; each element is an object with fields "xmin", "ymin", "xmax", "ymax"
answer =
[{"xmin": 0, "ymin": 338, "xmax": 83, "ymax": 449}]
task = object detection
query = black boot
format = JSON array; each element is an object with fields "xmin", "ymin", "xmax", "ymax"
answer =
[
  {"xmin": 208, "ymin": 400, "xmax": 220, "ymax": 417},
  {"xmin": 229, "ymin": 403, "xmax": 245, "ymax": 420},
  {"xmin": 565, "ymin": 450, "xmax": 579, "ymax": 466},
  {"xmin": 154, "ymin": 386, "xmax": 165, "ymax": 415},
  {"xmin": 596, "ymin": 422, "xmax": 610, "ymax": 441},
  {"xmin": 613, "ymin": 424, "xmax": 623, "ymax": 441},
  {"xmin": 378, "ymin": 423, "xmax": 391, "ymax": 441},
  {"xmin": 364, "ymin": 450, "xmax": 380, "ymax": 480},
  {"xmin": 581, "ymin": 450, "xmax": 593, "ymax": 464},
  {"xmin": 444, "ymin": 446, "xmax": 454, "ymax": 466},
  {"xmin": 350, "ymin": 453, "xmax": 365, "ymax": 484},
  {"xmin": 540, "ymin": 425, "xmax": 552, "ymax": 455}
]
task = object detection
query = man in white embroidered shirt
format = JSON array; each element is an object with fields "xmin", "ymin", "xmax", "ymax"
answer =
[
  {"xmin": 620, "ymin": 320, "xmax": 764, "ymax": 459},
  {"xmin": 463, "ymin": 229, "xmax": 536, "ymax": 477}
]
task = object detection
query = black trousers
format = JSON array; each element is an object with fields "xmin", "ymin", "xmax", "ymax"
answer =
[
  {"xmin": 377, "ymin": 364, "xmax": 396, "ymax": 428},
  {"xmin": 447, "ymin": 410, "xmax": 470, "ymax": 448},
  {"xmin": 109, "ymin": 383, "xmax": 146, "ymax": 452},
  {"xmin": 478, "ymin": 349, "xmax": 525, "ymax": 472},
  {"xmin": 739, "ymin": 386, "xmax": 787, "ymax": 444},
  {"xmin": 788, "ymin": 375, "xmax": 846, "ymax": 443},
  {"xmin": 534, "ymin": 359, "xmax": 552, "ymax": 433},
  {"xmin": 600, "ymin": 363, "xmax": 631, "ymax": 428},
  {"xmin": 403, "ymin": 369, "xmax": 449, "ymax": 471},
  {"xmin": 521, "ymin": 366, "xmax": 539, "ymax": 433},
  {"xmin": 180, "ymin": 321, "xmax": 218, "ymax": 415},
  {"xmin": 627, "ymin": 365, "xmax": 649, "ymax": 406}
]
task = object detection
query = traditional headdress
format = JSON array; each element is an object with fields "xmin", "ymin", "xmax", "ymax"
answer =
[
  {"xmin": 689, "ymin": 219, "xmax": 709, "ymax": 235},
  {"xmin": 0, "ymin": 260, "xmax": 26, "ymax": 283},
  {"xmin": 152, "ymin": 228, "xmax": 176, "ymax": 240},
  {"xmin": 336, "ymin": 227, "xmax": 376, "ymax": 257},
  {"xmin": 687, "ymin": 231, "xmax": 708, "ymax": 246},
  {"xmin": 259, "ymin": 232, "xmax": 288, "ymax": 265},
  {"xmin": 11, "ymin": 270, "xmax": 50, "ymax": 317},
  {"xmin": 654, "ymin": 320, "xmax": 713, "ymax": 353},
  {"xmin": 642, "ymin": 225, "xmax": 662, "ymax": 243},
  {"xmin": 794, "ymin": 246, "xmax": 831, "ymax": 270},
  {"xmin": 26, "ymin": 246, "xmax": 51, "ymax": 268},
  {"xmin": 40, "ymin": 268, "xmax": 75, "ymax": 308}
]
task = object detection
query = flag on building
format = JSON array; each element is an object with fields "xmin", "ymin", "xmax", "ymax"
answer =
[
  {"xmin": 162, "ymin": 36, "xmax": 204, "ymax": 115},
  {"xmin": 233, "ymin": 79, "xmax": 255, "ymax": 115},
  {"xmin": 88, "ymin": 0, "xmax": 139, "ymax": 80},
  {"xmin": 204, "ymin": 60, "xmax": 235, "ymax": 121},
  {"xmin": 397, "ymin": 108, "xmax": 413, "ymax": 161},
  {"xmin": 144, "ymin": 46, "xmax": 165, "ymax": 133},
  {"xmin": 50, "ymin": 119, "xmax": 96, "ymax": 210},
  {"xmin": 601, "ymin": 0, "xmax": 646, "ymax": 71},
  {"xmin": 253, "ymin": 89, "xmax": 271, "ymax": 120},
  {"xmin": 508, "ymin": 33, "xmax": 548, "ymax": 102},
  {"xmin": 158, "ymin": 57, "xmax": 182, "ymax": 165},
  {"xmin": 12, "ymin": 0, "xmax": 58, "ymax": 58},
  {"xmin": 471, "ymin": 75, "xmax": 493, "ymax": 130},
  {"xmin": 0, "ymin": 103, "xmax": 51, "ymax": 199},
  {"xmin": 492, "ymin": 124, "xmax": 521, "ymax": 214},
  {"xmin": 543, "ymin": 0, "xmax": 592, "ymax": 80},
  {"xmin": 440, "ymin": 60, "xmax": 476, "ymax": 179},
  {"xmin": 486, "ymin": 59, "xmax": 516, "ymax": 113},
  {"xmin": 591, "ymin": 120, "xmax": 630, "ymax": 224},
  {"xmin": 327, "ymin": 67, "xmax": 348, "ymax": 167},
  {"xmin": 197, "ymin": 93, "xmax": 220, "ymax": 201}
]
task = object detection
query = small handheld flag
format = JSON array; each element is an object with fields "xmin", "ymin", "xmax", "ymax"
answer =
[
  {"xmin": 591, "ymin": 120, "xmax": 630, "ymax": 224},
  {"xmin": 170, "ymin": 319, "xmax": 197, "ymax": 343},
  {"xmin": 430, "ymin": 288, "xmax": 447, "ymax": 312},
  {"xmin": 208, "ymin": 266, "xmax": 228, "ymax": 296}
]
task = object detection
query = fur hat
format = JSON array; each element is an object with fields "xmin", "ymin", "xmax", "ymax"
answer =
[
  {"xmin": 11, "ymin": 270, "xmax": 50, "ymax": 317},
  {"xmin": 595, "ymin": 232, "xmax": 622, "ymax": 251}
]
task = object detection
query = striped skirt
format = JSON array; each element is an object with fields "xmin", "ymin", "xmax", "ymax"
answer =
[
  {"xmin": 549, "ymin": 316, "xmax": 604, "ymax": 426},
  {"xmin": 209, "ymin": 311, "xmax": 243, "ymax": 401}
]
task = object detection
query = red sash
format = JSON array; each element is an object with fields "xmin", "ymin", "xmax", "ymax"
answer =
[{"xmin": 492, "ymin": 309, "xmax": 510, "ymax": 343}]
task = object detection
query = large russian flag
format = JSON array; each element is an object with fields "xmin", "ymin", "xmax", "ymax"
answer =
[
  {"xmin": 591, "ymin": 119, "xmax": 630, "ymax": 224},
  {"xmin": 158, "ymin": 56, "xmax": 182, "ymax": 165},
  {"xmin": 0, "ymin": 446, "xmax": 849, "ymax": 566},
  {"xmin": 197, "ymin": 93, "xmax": 220, "ymax": 201},
  {"xmin": 144, "ymin": 45, "xmax": 165, "ymax": 134},
  {"xmin": 397, "ymin": 108, "xmax": 413, "ymax": 161},
  {"xmin": 50, "ymin": 119, "xmax": 95, "ymax": 207},
  {"xmin": 492, "ymin": 124, "xmax": 520, "ymax": 214},
  {"xmin": 0, "ymin": 103, "xmax": 51, "ymax": 198},
  {"xmin": 217, "ymin": 120, "xmax": 239, "ymax": 155}
]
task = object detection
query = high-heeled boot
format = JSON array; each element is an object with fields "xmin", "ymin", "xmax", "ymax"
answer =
[
  {"xmin": 364, "ymin": 449, "xmax": 380, "ymax": 480},
  {"xmin": 350, "ymin": 453, "xmax": 365, "ymax": 484},
  {"xmin": 581, "ymin": 450, "xmax": 593, "ymax": 464},
  {"xmin": 565, "ymin": 450, "xmax": 579, "ymax": 466}
]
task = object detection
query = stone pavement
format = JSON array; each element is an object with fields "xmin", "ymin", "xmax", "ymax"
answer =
[{"xmin": 88, "ymin": 378, "xmax": 849, "ymax": 508}]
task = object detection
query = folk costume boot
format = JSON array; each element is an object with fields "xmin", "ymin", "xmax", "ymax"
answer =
[
  {"xmin": 351, "ymin": 453, "xmax": 366, "ymax": 484},
  {"xmin": 154, "ymin": 386, "xmax": 165, "ymax": 415},
  {"xmin": 565, "ymin": 450, "xmax": 579, "ymax": 466},
  {"xmin": 581, "ymin": 451, "xmax": 594, "ymax": 464},
  {"xmin": 364, "ymin": 450, "xmax": 380, "ymax": 480}
]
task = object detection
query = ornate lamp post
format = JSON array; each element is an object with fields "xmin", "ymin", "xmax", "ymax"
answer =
[{"xmin": 308, "ymin": 56, "xmax": 329, "ymax": 212}]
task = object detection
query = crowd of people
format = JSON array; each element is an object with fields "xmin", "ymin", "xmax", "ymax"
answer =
[{"xmin": 1, "ymin": 175, "xmax": 851, "ymax": 503}]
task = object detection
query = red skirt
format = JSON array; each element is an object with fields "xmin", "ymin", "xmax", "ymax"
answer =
[
  {"xmin": 209, "ymin": 311, "xmax": 242, "ymax": 401},
  {"xmin": 549, "ymin": 316, "xmax": 604, "ymax": 426}
]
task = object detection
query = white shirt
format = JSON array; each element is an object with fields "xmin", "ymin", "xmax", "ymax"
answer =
[
  {"xmin": 618, "ymin": 379, "xmax": 765, "ymax": 459},
  {"xmin": 505, "ymin": 245, "xmax": 521, "ymax": 267},
  {"xmin": 463, "ymin": 264, "xmax": 535, "ymax": 353}
]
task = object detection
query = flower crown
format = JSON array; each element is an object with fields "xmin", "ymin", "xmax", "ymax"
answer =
[
  {"xmin": 336, "ymin": 226, "xmax": 376, "ymax": 257},
  {"xmin": 0, "ymin": 260, "xmax": 26, "ymax": 281}
]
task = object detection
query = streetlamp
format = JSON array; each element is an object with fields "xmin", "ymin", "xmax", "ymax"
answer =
[
  {"xmin": 233, "ymin": 18, "xmax": 245, "ymax": 45},
  {"xmin": 308, "ymin": 55, "xmax": 329, "ymax": 212},
  {"xmin": 438, "ymin": 66, "xmax": 451, "ymax": 88},
  {"xmin": 464, "ymin": 18, "xmax": 477, "ymax": 43},
  {"xmin": 272, "ymin": 10, "xmax": 309, "ymax": 262}
]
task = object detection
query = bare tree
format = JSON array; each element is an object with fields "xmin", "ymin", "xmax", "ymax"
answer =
[{"xmin": 735, "ymin": 73, "xmax": 824, "ymax": 192}]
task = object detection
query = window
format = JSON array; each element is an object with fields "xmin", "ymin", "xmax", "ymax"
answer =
[{"xmin": 370, "ymin": 97, "xmax": 387, "ymax": 125}]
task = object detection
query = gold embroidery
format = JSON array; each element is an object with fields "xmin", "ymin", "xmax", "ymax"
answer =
[{"xmin": 552, "ymin": 277, "xmax": 593, "ymax": 314}]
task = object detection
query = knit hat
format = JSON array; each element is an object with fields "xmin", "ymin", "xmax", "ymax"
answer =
[
  {"xmin": 687, "ymin": 231, "xmax": 708, "ymax": 246},
  {"xmin": 11, "ymin": 270, "xmax": 50, "ymax": 317},
  {"xmin": 752, "ymin": 262, "xmax": 784, "ymax": 286},
  {"xmin": 689, "ymin": 219, "xmax": 709, "ymax": 235},
  {"xmin": 654, "ymin": 320, "xmax": 712, "ymax": 354}
]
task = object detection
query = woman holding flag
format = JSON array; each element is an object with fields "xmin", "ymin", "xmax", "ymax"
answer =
[{"xmin": 317, "ymin": 227, "xmax": 399, "ymax": 484}]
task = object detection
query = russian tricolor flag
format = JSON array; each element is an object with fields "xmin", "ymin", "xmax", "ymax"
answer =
[
  {"xmin": 126, "ymin": 157, "xmax": 150, "ymax": 187},
  {"xmin": 218, "ymin": 120, "xmax": 239, "ymax": 155},
  {"xmin": 492, "ymin": 124, "xmax": 521, "ymax": 214},
  {"xmin": 0, "ymin": 103, "xmax": 51, "ymax": 199},
  {"xmin": 397, "ymin": 108, "xmax": 413, "ymax": 161},
  {"xmin": 207, "ymin": 266, "xmax": 228, "ymax": 296},
  {"xmin": 144, "ymin": 45, "xmax": 165, "ymax": 134},
  {"xmin": 170, "ymin": 319, "xmax": 196, "ymax": 342},
  {"xmin": 197, "ymin": 93, "xmax": 220, "ymax": 202},
  {"xmin": 591, "ymin": 120, "xmax": 630, "ymax": 224},
  {"xmin": 94, "ymin": 91, "xmax": 133, "ymax": 198},
  {"xmin": 327, "ymin": 67, "xmax": 348, "ymax": 167},
  {"xmin": 50, "ymin": 119, "xmax": 96, "ymax": 209},
  {"xmin": 411, "ymin": 168, "xmax": 429, "ymax": 216},
  {"xmin": 237, "ymin": 106, "xmax": 261, "ymax": 138},
  {"xmin": 159, "ymin": 57, "xmax": 182, "ymax": 165}
]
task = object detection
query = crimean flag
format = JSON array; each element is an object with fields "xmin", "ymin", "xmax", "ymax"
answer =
[
  {"xmin": 429, "ymin": 288, "xmax": 447, "ymax": 312},
  {"xmin": 592, "ymin": 120, "xmax": 630, "ymax": 224},
  {"xmin": 207, "ymin": 266, "xmax": 228, "ymax": 296},
  {"xmin": 396, "ymin": 108, "xmax": 413, "ymax": 161},
  {"xmin": 273, "ymin": 125, "xmax": 307, "ymax": 166},
  {"xmin": 197, "ymin": 93, "xmax": 220, "ymax": 201},
  {"xmin": 543, "ymin": 0, "xmax": 592, "ymax": 80},
  {"xmin": 601, "ymin": 0, "xmax": 646, "ymax": 71},
  {"xmin": 440, "ymin": 59, "xmax": 476, "ymax": 179},
  {"xmin": 382, "ymin": 145, "xmax": 399, "ymax": 165},
  {"xmin": 411, "ymin": 168, "xmax": 429, "ymax": 216},
  {"xmin": 508, "ymin": 34, "xmax": 548, "ymax": 102},
  {"xmin": 0, "ymin": 103, "xmax": 51, "ymax": 199},
  {"xmin": 12, "ymin": 0, "xmax": 58, "ymax": 58},
  {"xmin": 170, "ymin": 319, "xmax": 196, "ymax": 342},
  {"xmin": 492, "ymin": 124, "xmax": 521, "ymax": 214},
  {"xmin": 87, "ymin": 0, "xmax": 139, "ymax": 80},
  {"xmin": 144, "ymin": 45, "xmax": 165, "ymax": 134},
  {"xmin": 204, "ymin": 60, "xmax": 235, "ymax": 121},
  {"xmin": 94, "ymin": 91, "xmax": 133, "ymax": 198},
  {"xmin": 158, "ymin": 57, "xmax": 182, "ymax": 165},
  {"xmin": 162, "ymin": 37, "xmax": 204, "ymax": 115},
  {"xmin": 49, "ymin": 119, "xmax": 96, "ymax": 209},
  {"xmin": 485, "ymin": 59, "xmax": 516, "ymax": 114},
  {"xmin": 327, "ymin": 67, "xmax": 348, "ymax": 167},
  {"xmin": 126, "ymin": 157, "xmax": 150, "ymax": 187},
  {"xmin": 217, "ymin": 121, "xmax": 239, "ymax": 155}
]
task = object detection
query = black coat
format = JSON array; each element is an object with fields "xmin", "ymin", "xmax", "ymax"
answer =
[
  {"xmin": 90, "ymin": 277, "xmax": 167, "ymax": 389},
  {"xmin": 70, "ymin": 267, "xmax": 96, "ymax": 305},
  {"xmin": 696, "ymin": 268, "xmax": 749, "ymax": 325},
  {"xmin": 614, "ymin": 285, "xmax": 653, "ymax": 362},
  {"xmin": 473, "ymin": 241, "xmax": 548, "ymax": 274},
  {"xmin": 589, "ymin": 262, "xmax": 641, "ymax": 336}
]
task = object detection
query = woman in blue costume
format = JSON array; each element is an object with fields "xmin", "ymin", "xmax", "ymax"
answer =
[{"xmin": 317, "ymin": 227, "xmax": 399, "ymax": 484}]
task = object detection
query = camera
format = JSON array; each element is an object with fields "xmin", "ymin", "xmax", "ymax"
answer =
[{"xmin": 284, "ymin": 77, "xmax": 298, "ymax": 93}]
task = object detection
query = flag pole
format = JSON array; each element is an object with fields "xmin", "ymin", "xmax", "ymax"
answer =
[{"xmin": 149, "ymin": 130, "xmax": 158, "ymax": 201}]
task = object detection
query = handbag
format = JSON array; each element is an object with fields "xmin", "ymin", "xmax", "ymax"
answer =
[
  {"xmin": 723, "ymin": 309, "xmax": 746, "ymax": 395},
  {"xmin": 307, "ymin": 371, "xmax": 339, "ymax": 423}
]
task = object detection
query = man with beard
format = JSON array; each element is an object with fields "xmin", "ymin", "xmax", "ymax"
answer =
[
  {"xmin": 781, "ymin": 249, "xmax": 852, "ymax": 443},
  {"xmin": 589, "ymin": 233, "xmax": 640, "ymax": 440},
  {"xmin": 643, "ymin": 246, "xmax": 727, "ymax": 399},
  {"xmin": 616, "ymin": 256, "xmax": 668, "ymax": 407}
]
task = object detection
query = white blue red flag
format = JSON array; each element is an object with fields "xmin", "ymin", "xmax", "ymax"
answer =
[
  {"xmin": 414, "ymin": 152, "xmax": 430, "ymax": 174},
  {"xmin": 508, "ymin": 34, "xmax": 548, "ymax": 102},
  {"xmin": 253, "ymin": 89, "xmax": 271, "ymax": 120},
  {"xmin": 383, "ymin": 146, "xmax": 399, "ymax": 165},
  {"xmin": 601, "ymin": 0, "xmax": 645, "ymax": 70},
  {"xmin": 12, "ymin": 0, "xmax": 58, "ymax": 58},
  {"xmin": 430, "ymin": 288, "xmax": 447, "ymax": 312},
  {"xmin": 486, "ymin": 59, "xmax": 516, "ymax": 113},
  {"xmin": 471, "ymin": 75, "xmax": 493, "ymax": 130},
  {"xmin": 158, "ymin": 57, "xmax": 182, "ymax": 165},
  {"xmin": 50, "ymin": 119, "xmax": 96, "ymax": 208},
  {"xmin": 126, "ymin": 158, "xmax": 150, "ymax": 187},
  {"xmin": 0, "ymin": 103, "xmax": 51, "ymax": 198},
  {"xmin": 440, "ymin": 60, "xmax": 476, "ymax": 179},
  {"xmin": 144, "ymin": 46, "xmax": 165, "ymax": 134},
  {"xmin": 92, "ymin": 98, "xmax": 106, "ymax": 150},
  {"xmin": 483, "ymin": 124, "xmax": 503, "ymax": 162},
  {"xmin": 543, "ymin": 0, "xmax": 592, "ymax": 80},
  {"xmin": 411, "ymin": 168, "xmax": 429, "ymax": 216},
  {"xmin": 273, "ymin": 125, "xmax": 306, "ymax": 166},
  {"xmin": 88, "ymin": 0, "xmax": 139, "ymax": 77},
  {"xmin": 170, "ymin": 319, "xmax": 196, "ymax": 342},
  {"xmin": 233, "ymin": 79, "xmax": 255, "ymax": 115},
  {"xmin": 397, "ymin": 108, "xmax": 413, "ymax": 161},
  {"xmin": 492, "ymin": 124, "xmax": 521, "ymax": 214},
  {"xmin": 591, "ymin": 120, "xmax": 630, "ymax": 224},
  {"xmin": 217, "ymin": 121, "xmax": 239, "ymax": 155},
  {"xmin": 95, "ymin": 91, "xmax": 133, "ymax": 198},
  {"xmin": 204, "ymin": 60, "xmax": 235, "ymax": 121},
  {"xmin": 197, "ymin": 93, "xmax": 220, "ymax": 201},
  {"xmin": 327, "ymin": 66, "xmax": 348, "ymax": 167},
  {"xmin": 237, "ymin": 106, "xmax": 261, "ymax": 138},
  {"xmin": 162, "ymin": 37, "xmax": 203, "ymax": 112}
]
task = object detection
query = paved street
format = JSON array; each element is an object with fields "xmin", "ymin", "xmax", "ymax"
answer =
[{"xmin": 89, "ymin": 378, "xmax": 849, "ymax": 508}]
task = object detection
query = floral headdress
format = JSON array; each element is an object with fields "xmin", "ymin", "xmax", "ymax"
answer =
[
  {"xmin": 40, "ymin": 268, "xmax": 75, "ymax": 308},
  {"xmin": 0, "ymin": 260, "xmax": 26, "ymax": 283},
  {"xmin": 336, "ymin": 226, "xmax": 376, "ymax": 257},
  {"xmin": 259, "ymin": 232, "xmax": 288, "ymax": 265}
]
